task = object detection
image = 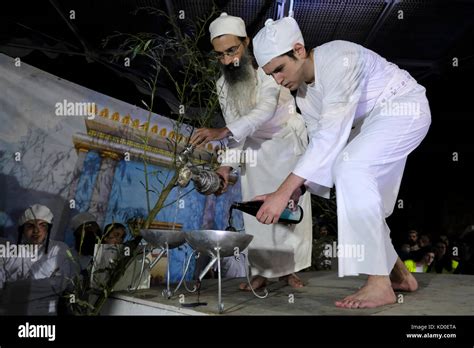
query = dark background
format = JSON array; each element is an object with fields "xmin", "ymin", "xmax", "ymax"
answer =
[{"xmin": 1, "ymin": 0, "xmax": 473, "ymax": 245}]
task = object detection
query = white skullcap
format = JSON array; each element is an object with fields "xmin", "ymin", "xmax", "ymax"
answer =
[
  {"xmin": 70, "ymin": 212, "xmax": 97, "ymax": 231},
  {"xmin": 18, "ymin": 204, "xmax": 54, "ymax": 226},
  {"xmin": 209, "ymin": 12, "xmax": 247, "ymax": 42},
  {"xmin": 253, "ymin": 17, "xmax": 305, "ymax": 67}
]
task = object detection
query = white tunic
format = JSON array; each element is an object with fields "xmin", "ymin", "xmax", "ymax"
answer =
[
  {"xmin": 0, "ymin": 240, "xmax": 75, "ymax": 288},
  {"xmin": 218, "ymin": 67, "xmax": 313, "ymax": 278},
  {"xmin": 294, "ymin": 40, "xmax": 431, "ymax": 277}
]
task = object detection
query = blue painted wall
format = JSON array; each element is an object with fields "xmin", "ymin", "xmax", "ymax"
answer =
[{"xmin": 65, "ymin": 151, "xmax": 244, "ymax": 283}]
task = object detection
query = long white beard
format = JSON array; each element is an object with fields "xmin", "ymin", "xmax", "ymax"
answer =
[{"xmin": 226, "ymin": 65, "xmax": 257, "ymax": 117}]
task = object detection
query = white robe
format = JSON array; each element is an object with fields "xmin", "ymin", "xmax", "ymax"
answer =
[
  {"xmin": 293, "ymin": 40, "xmax": 431, "ymax": 277},
  {"xmin": 0, "ymin": 240, "xmax": 75, "ymax": 288},
  {"xmin": 218, "ymin": 67, "xmax": 313, "ymax": 278}
]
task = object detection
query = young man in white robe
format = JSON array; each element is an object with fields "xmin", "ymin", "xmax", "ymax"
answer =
[
  {"xmin": 0, "ymin": 204, "xmax": 74, "ymax": 288},
  {"xmin": 190, "ymin": 13, "xmax": 312, "ymax": 290},
  {"xmin": 252, "ymin": 17, "xmax": 431, "ymax": 308}
]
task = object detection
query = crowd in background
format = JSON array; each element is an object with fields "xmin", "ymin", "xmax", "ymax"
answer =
[{"xmin": 0, "ymin": 204, "xmax": 129, "ymax": 314}]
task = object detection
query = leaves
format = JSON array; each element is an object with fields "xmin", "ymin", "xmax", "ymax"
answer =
[
  {"xmin": 143, "ymin": 39, "xmax": 152, "ymax": 52},
  {"xmin": 68, "ymin": 5, "xmax": 223, "ymax": 316},
  {"xmin": 102, "ymin": 6, "xmax": 221, "ymax": 128},
  {"xmin": 140, "ymin": 99, "xmax": 149, "ymax": 109}
]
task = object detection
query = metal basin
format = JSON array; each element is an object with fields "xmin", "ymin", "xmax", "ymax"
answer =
[
  {"xmin": 140, "ymin": 229, "xmax": 186, "ymax": 249},
  {"xmin": 184, "ymin": 230, "xmax": 253, "ymax": 257}
]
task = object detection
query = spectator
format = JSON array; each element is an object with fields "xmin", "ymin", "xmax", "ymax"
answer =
[
  {"xmin": 418, "ymin": 234, "xmax": 431, "ymax": 248},
  {"xmin": 319, "ymin": 225, "xmax": 329, "ymax": 238},
  {"xmin": 428, "ymin": 240, "xmax": 459, "ymax": 274},
  {"xmin": 57, "ymin": 212, "xmax": 102, "ymax": 315},
  {"xmin": 70, "ymin": 212, "xmax": 102, "ymax": 272},
  {"xmin": 103, "ymin": 223, "xmax": 127, "ymax": 245},
  {"xmin": 455, "ymin": 225, "xmax": 474, "ymax": 275},
  {"xmin": 0, "ymin": 204, "xmax": 73, "ymax": 287},
  {"xmin": 403, "ymin": 247, "xmax": 435, "ymax": 273},
  {"xmin": 314, "ymin": 224, "xmax": 335, "ymax": 270},
  {"xmin": 397, "ymin": 243, "xmax": 412, "ymax": 261},
  {"xmin": 406, "ymin": 230, "xmax": 419, "ymax": 252},
  {"xmin": 439, "ymin": 234, "xmax": 449, "ymax": 246}
]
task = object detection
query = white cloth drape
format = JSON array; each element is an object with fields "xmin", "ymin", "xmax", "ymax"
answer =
[{"xmin": 218, "ymin": 68, "xmax": 312, "ymax": 278}]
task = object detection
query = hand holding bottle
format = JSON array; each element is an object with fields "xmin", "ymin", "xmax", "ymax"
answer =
[
  {"xmin": 231, "ymin": 200, "xmax": 303, "ymax": 224},
  {"xmin": 252, "ymin": 191, "xmax": 293, "ymax": 225},
  {"xmin": 253, "ymin": 173, "xmax": 306, "ymax": 224}
]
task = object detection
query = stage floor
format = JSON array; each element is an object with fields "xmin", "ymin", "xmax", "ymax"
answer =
[{"xmin": 102, "ymin": 270, "xmax": 474, "ymax": 315}]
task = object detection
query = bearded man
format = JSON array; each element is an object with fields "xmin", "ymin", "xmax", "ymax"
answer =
[{"xmin": 190, "ymin": 13, "xmax": 312, "ymax": 290}]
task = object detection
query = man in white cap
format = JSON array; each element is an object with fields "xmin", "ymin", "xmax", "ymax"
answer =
[
  {"xmin": 70, "ymin": 211, "xmax": 102, "ymax": 272},
  {"xmin": 252, "ymin": 17, "xmax": 431, "ymax": 308},
  {"xmin": 0, "ymin": 204, "xmax": 74, "ymax": 288},
  {"xmin": 190, "ymin": 13, "xmax": 312, "ymax": 290}
]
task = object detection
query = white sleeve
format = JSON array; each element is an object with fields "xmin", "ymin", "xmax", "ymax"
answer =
[
  {"xmin": 225, "ymin": 71, "xmax": 280, "ymax": 142},
  {"xmin": 30, "ymin": 243, "xmax": 75, "ymax": 279},
  {"xmin": 293, "ymin": 41, "xmax": 365, "ymax": 190}
]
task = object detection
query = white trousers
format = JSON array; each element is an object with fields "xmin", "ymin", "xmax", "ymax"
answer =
[{"xmin": 334, "ymin": 83, "xmax": 431, "ymax": 277}]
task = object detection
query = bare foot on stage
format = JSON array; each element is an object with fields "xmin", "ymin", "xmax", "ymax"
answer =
[
  {"xmin": 279, "ymin": 273, "xmax": 305, "ymax": 288},
  {"xmin": 390, "ymin": 257, "xmax": 418, "ymax": 292},
  {"xmin": 335, "ymin": 275, "xmax": 396, "ymax": 309},
  {"xmin": 239, "ymin": 275, "xmax": 267, "ymax": 291}
]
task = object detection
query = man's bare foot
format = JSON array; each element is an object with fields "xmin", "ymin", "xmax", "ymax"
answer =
[
  {"xmin": 279, "ymin": 273, "xmax": 305, "ymax": 288},
  {"xmin": 239, "ymin": 275, "xmax": 267, "ymax": 291},
  {"xmin": 390, "ymin": 257, "xmax": 418, "ymax": 292},
  {"xmin": 335, "ymin": 275, "xmax": 396, "ymax": 309}
]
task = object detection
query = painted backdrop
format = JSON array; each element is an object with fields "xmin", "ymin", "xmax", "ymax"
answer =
[{"xmin": 0, "ymin": 53, "xmax": 244, "ymax": 282}]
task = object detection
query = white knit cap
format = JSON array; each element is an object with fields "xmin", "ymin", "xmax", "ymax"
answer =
[
  {"xmin": 253, "ymin": 17, "xmax": 305, "ymax": 67},
  {"xmin": 209, "ymin": 12, "xmax": 247, "ymax": 42},
  {"xmin": 70, "ymin": 212, "xmax": 97, "ymax": 231},
  {"xmin": 18, "ymin": 204, "xmax": 54, "ymax": 225}
]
